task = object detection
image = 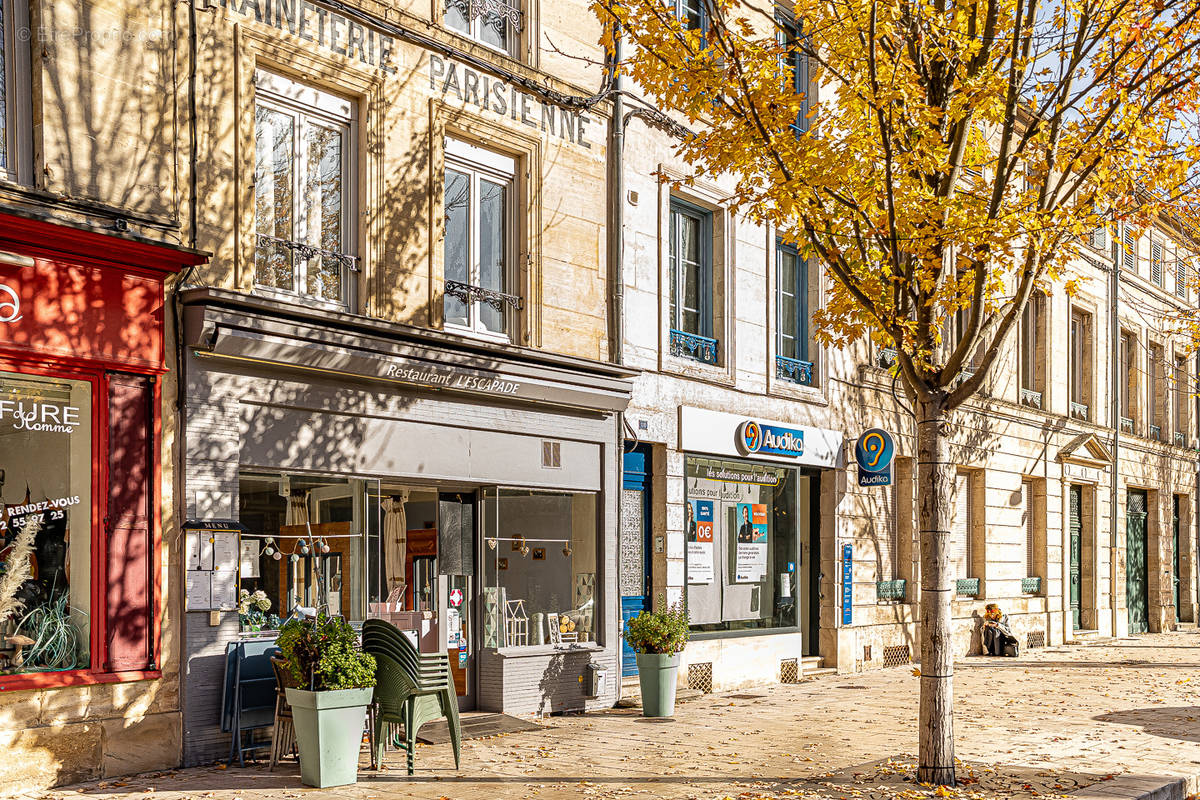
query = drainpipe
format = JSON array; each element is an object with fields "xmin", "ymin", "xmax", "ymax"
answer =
[
  {"xmin": 1110, "ymin": 231, "xmax": 1121, "ymax": 637},
  {"xmin": 607, "ymin": 29, "xmax": 627, "ymax": 705}
]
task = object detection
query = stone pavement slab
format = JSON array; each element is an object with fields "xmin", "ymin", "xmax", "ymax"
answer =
[{"xmin": 24, "ymin": 631, "xmax": 1200, "ymax": 800}]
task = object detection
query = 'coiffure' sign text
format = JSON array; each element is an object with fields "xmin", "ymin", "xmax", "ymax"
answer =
[
  {"xmin": 736, "ymin": 420, "xmax": 804, "ymax": 458},
  {"xmin": 0, "ymin": 397, "xmax": 82, "ymax": 434},
  {"xmin": 679, "ymin": 406, "xmax": 843, "ymax": 468}
]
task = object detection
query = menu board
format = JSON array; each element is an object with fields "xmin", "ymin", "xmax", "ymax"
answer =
[{"xmin": 185, "ymin": 526, "xmax": 241, "ymax": 611}]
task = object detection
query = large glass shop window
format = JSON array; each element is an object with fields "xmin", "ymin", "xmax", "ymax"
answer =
[
  {"xmin": 685, "ymin": 458, "xmax": 799, "ymax": 633},
  {"xmin": 0, "ymin": 371, "xmax": 93, "ymax": 674},
  {"xmin": 481, "ymin": 489, "xmax": 598, "ymax": 649},
  {"xmin": 237, "ymin": 473, "xmax": 379, "ymax": 632}
]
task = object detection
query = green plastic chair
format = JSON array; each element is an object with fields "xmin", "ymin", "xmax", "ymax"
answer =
[{"xmin": 363, "ymin": 620, "xmax": 462, "ymax": 775}]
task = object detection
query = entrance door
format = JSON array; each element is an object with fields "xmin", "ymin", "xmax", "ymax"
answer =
[
  {"xmin": 620, "ymin": 446, "xmax": 652, "ymax": 677},
  {"xmin": 803, "ymin": 474, "xmax": 820, "ymax": 657},
  {"xmin": 1069, "ymin": 485, "xmax": 1083, "ymax": 630},
  {"xmin": 1173, "ymin": 495, "xmax": 1181, "ymax": 623},
  {"xmin": 439, "ymin": 492, "xmax": 477, "ymax": 710},
  {"xmin": 1127, "ymin": 490, "xmax": 1149, "ymax": 635}
]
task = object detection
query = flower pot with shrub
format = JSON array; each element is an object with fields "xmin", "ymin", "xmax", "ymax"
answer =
[
  {"xmin": 277, "ymin": 614, "xmax": 376, "ymax": 788},
  {"xmin": 624, "ymin": 605, "xmax": 689, "ymax": 717}
]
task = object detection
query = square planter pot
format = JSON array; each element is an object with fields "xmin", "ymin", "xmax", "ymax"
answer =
[
  {"xmin": 635, "ymin": 653, "xmax": 681, "ymax": 717},
  {"xmin": 285, "ymin": 686, "xmax": 373, "ymax": 788}
]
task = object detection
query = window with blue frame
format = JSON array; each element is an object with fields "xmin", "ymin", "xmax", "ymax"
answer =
[
  {"xmin": 669, "ymin": 198, "xmax": 718, "ymax": 365},
  {"xmin": 672, "ymin": 0, "xmax": 706, "ymax": 30},
  {"xmin": 776, "ymin": 10, "xmax": 810, "ymax": 135},
  {"xmin": 776, "ymin": 239, "xmax": 813, "ymax": 385}
]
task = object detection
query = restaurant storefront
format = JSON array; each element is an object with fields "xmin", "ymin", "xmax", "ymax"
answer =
[
  {"xmin": 179, "ymin": 288, "xmax": 631, "ymax": 765},
  {"xmin": 0, "ymin": 211, "xmax": 204, "ymax": 791}
]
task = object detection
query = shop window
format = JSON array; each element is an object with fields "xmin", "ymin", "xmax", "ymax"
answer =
[
  {"xmin": 444, "ymin": 0, "xmax": 523, "ymax": 57},
  {"xmin": 668, "ymin": 198, "xmax": 718, "ymax": 364},
  {"xmin": 0, "ymin": 0, "xmax": 30, "ymax": 184},
  {"xmin": 684, "ymin": 458, "xmax": 800, "ymax": 634},
  {"xmin": 0, "ymin": 371, "xmax": 93, "ymax": 676},
  {"xmin": 480, "ymin": 489, "xmax": 598, "ymax": 648},
  {"xmin": 253, "ymin": 70, "xmax": 356, "ymax": 307},
  {"xmin": 443, "ymin": 138, "xmax": 520, "ymax": 342},
  {"xmin": 237, "ymin": 473, "xmax": 376, "ymax": 631},
  {"xmin": 776, "ymin": 239, "xmax": 815, "ymax": 386}
]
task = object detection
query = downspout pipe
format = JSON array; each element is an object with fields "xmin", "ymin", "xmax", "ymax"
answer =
[
  {"xmin": 1110, "ymin": 232, "xmax": 1121, "ymax": 637},
  {"xmin": 607, "ymin": 28, "xmax": 627, "ymax": 706}
]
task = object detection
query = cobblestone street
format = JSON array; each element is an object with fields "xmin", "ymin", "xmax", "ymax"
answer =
[{"xmin": 28, "ymin": 631, "xmax": 1200, "ymax": 800}]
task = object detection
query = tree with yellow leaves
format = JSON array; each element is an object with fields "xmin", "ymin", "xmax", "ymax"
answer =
[{"xmin": 594, "ymin": 0, "xmax": 1200, "ymax": 784}]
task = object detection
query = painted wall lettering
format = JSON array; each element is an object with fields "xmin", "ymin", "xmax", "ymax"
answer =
[
  {"xmin": 429, "ymin": 55, "xmax": 594, "ymax": 149},
  {"xmin": 218, "ymin": 0, "xmax": 397, "ymax": 74}
]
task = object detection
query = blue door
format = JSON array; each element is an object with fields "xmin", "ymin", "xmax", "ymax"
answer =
[{"xmin": 620, "ymin": 445, "xmax": 652, "ymax": 677}]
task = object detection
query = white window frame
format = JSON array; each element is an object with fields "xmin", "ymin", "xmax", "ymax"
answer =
[
  {"xmin": 443, "ymin": 0, "xmax": 522, "ymax": 58},
  {"xmin": 443, "ymin": 137, "xmax": 518, "ymax": 343},
  {"xmin": 0, "ymin": 0, "xmax": 32, "ymax": 184},
  {"xmin": 252, "ymin": 70, "xmax": 356, "ymax": 309}
]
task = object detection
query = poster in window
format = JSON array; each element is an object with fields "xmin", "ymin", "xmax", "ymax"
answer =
[
  {"xmin": 686, "ymin": 499, "xmax": 714, "ymax": 584},
  {"xmin": 734, "ymin": 502, "xmax": 768, "ymax": 582}
]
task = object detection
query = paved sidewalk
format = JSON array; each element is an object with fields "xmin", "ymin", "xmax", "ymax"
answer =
[{"xmin": 34, "ymin": 631, "xmax": 1200, "ymax": 800}]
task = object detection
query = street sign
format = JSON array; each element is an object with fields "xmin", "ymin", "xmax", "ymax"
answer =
[
  {"xmin": 855, "ymin": 428, "xmax": 896, "ymax": 486},
  {"xmin": 841, "ymin": 543, "xmax": 853, "ymax": 625}
]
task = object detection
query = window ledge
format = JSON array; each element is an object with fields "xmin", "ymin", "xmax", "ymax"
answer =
[
  {"xmin": 0, "ymin": 669, "xmax": 162, "ymax": 693},
  {"xmin": 495, "ymin": 642, "xmax": 603, "ymax": 658}
]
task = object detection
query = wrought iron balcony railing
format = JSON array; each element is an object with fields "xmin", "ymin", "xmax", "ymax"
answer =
[
  {"xmin": 1021, "ymin": 577, "xmax": 1042, "ymax": 594},
  {"xmin": 876, "ymin": 579, "xmax": 907, "ymax": 601},
  {"xmin": 446, "ymin": 0, "xmax": 525, "ymax": 32},
  {"xmin": 1149, "ymin": 423, "xmax": 1162, "ymax": 441},
  {"xmin": 1176, "ymin": 431, "xmax": 1187, "ymax": 448},
  {"xmin": 776, "ymin": 355, "xmax": 814, "ymax": 386},
  {"xmin": 877, "ymin": 347, "xmax": 897, "ymax": 368},
  {"xmin": 669, "ymin": 329, "xmax": 719, "ymax": 365},
  {"xmin": 1069, "ymin": 401, "xmax": 1090, "ymax": 421},
  {"xmin": 444, "ymin": 280, "xmax": 524, "ymax": 311},
  {"xmin": 1020, "ymin": 389, "xmax": 1043, "ymax": 409},
  {"xmin": 1120, "ymin": 416, "xmax": 1135, "ymax": 435},
  {"xmin": 955, "ymin": 578, "xmax": 981, "ymax": 597},
  {"xmin": 256, "ymin": 233, "xmax": 360, "ymax": 272}
]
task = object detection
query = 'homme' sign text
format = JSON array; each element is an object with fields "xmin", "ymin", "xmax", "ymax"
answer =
[
  {"xmin": 429, "ymin": 55, "xmax": 594, "ymax": 149},
  {"xmin": 218, "ymin": 0, "xmax": 398, "ymax": 73}
]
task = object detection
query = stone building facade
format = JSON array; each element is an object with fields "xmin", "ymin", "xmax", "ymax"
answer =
[
  {"xmin": 0, "ymin": 0, "xmax": 205, "ymax": 793},
  {"xmin": 615, "ymin": 7, "xmax": 1200, "ymax": 693}
]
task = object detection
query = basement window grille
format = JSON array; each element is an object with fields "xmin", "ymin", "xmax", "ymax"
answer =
[
  {"xmin": 687, "ymin": 661, "xmax": 713, "ymax": 693},
  {"xmin": 882, "ymin": 645, "xmax": 911, "ymax": 668}
]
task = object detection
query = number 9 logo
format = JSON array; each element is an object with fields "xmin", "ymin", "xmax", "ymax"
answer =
[{"xmin": 0, "ymin": 283, "xmax": 20, "ymax": 323}]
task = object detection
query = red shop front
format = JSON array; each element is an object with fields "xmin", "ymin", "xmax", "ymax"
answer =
[{"xmin": 0, "ymin": 212, "xmax": 203, "ymax": 691}]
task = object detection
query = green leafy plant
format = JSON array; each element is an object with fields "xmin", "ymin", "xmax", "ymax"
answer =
[
  {"xmin": 276, "ymin": 613, "xmax": 376, "ymax": 691},
  {"xmin": 624, "ymin": 605, "xmax": 689, "ymax": 655}
]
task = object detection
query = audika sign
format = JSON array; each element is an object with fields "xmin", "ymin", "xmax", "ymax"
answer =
[
  {"xmin": 736, "ymin": 420, "xmax": 805, "ymax": 458},
  {"xmin": 855, "ymin": 428, "xmax": 896, "ymax": 487}
]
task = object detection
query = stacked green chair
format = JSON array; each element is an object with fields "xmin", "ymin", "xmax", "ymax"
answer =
[{"xmin": 362, "ymin": 618, "xmax": 462, "ymax": 775}]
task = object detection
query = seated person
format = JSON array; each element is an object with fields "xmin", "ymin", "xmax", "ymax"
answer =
[{"xmin": 982, "ymin": 603, "xmax": 1019, "ymax": 656}]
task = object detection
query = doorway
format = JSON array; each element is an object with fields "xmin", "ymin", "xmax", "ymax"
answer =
[
  {"xmin": 1127, "ymin": 489, "xmax": 1149, "ymax": 635},
  {"xmin": 800, "ymin": 474, "xmax": 821, "ymax": 657},
  {"xmin": 1069, "ymin": 485, "xmax": 1082, "ymax": 630},
  {"xmin": 1173, "ymin": 494, "xmax": 1181, "ymax": 624},
  {"xmin": 620, "ymin": 445, "xmax": 652, "ymax": 678}
]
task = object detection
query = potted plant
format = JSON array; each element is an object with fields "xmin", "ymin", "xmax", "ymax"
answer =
[
  {"xmin": 278, "ymin": 614, "xmax": 376, "ymax": 788},
  {"xmin": 624, "ymin": 604, "xmax": 689, "ymax": 717}
]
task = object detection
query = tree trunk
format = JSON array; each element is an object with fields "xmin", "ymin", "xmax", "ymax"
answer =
[{"xmin": 916, "ymin": 397, "xmax": 956, "ymax": 785}]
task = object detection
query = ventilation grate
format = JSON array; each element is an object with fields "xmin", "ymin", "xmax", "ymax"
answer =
[
  {"xmin": 1026, "ymin": 630, "xmax": 1046, "ymax": 650},
  {"xmin": 541, "ymin": 440, "xmax": 562, "ymax": 468},
  {"xmin": 687, "ymin": 661, "xmax": 713, "ymax": 693},
  {"xmin": 882, "ymin": 645, "xmax": 912, "ymax": 668},
  {"xmin": 780, "ymin": 658, "xmax": 800, "ymax": 684}
]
